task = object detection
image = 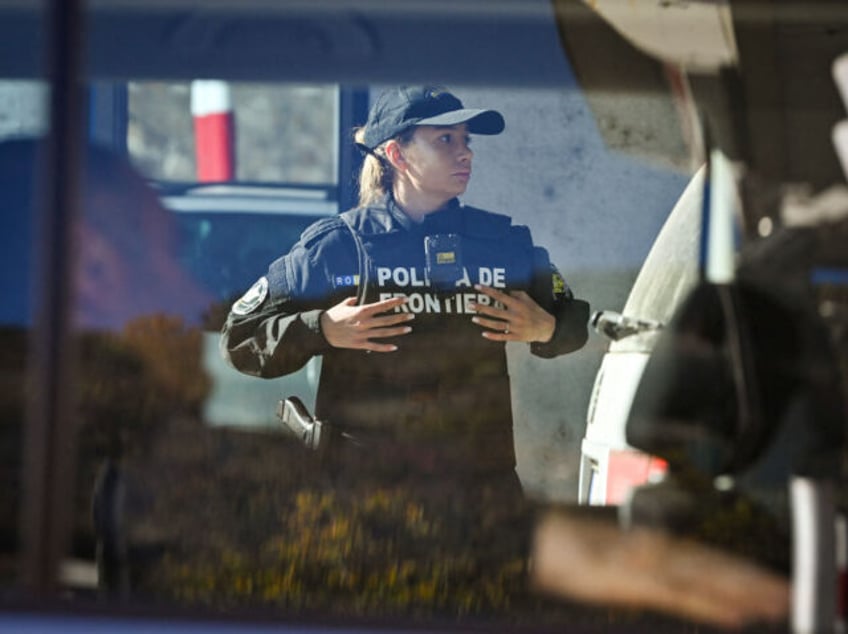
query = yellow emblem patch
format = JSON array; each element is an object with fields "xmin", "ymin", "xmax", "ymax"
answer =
[
  {"xmin": 436, "ymin": 251, "xmax": 456, "ymax": 264},
  {"xmin": 552, "ymin": 270, "xmax": 565, "ymax": 295}
]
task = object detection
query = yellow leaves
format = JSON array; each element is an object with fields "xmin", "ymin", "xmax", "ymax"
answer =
[
  {"xmin": 121, "ymin": 314, "xmax": 210, "ymax": 410},
  {"xmin": 146, "ymin": 482, "xmax": 531, "ymax": 619}
]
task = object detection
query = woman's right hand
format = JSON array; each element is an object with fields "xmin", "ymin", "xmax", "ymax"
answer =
[{"xmin": 320, "ymin": 296, "xmax": 414, "ymax": 352}]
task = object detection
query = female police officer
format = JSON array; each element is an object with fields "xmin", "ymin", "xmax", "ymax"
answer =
[
  {"xmin": 222, "ymin": 85, "xmax": 587, "ymax": 478},
  {"xmin": 220, "ymin": 86, "xmax": 589, "ymax": 615}
]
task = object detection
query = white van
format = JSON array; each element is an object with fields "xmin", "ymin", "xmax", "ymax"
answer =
[{"xmin": 579, "ymin": 167, "xmax": 705, "ymax": 505}]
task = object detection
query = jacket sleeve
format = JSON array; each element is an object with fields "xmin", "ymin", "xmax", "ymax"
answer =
[
  {"xmin": 219, "ymin": 220, "xmax": 358, "ymax": 378},
  {"xmin": 528, "ymin": 246, "xmax": 590, "ymax": 358}
]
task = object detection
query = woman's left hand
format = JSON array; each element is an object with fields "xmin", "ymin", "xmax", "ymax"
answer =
[{"xmin": 470, "ymin": 284, "xmax": 555, "ymax": 343}]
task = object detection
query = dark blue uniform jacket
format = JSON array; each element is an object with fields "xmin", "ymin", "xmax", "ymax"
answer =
[{"xmin": 221, "ymin": 195, "xmax": 588, "ymax": 476}]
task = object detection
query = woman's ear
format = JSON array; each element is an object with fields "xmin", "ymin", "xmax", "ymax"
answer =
[{"xmin": 384, "ymin": 140, "xmax": 406, "ymax": 170}]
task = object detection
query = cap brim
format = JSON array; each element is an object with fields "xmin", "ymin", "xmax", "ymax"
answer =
[{"xmin": 415, "ymin": 108, "xmax": 505, "ymax": 135}]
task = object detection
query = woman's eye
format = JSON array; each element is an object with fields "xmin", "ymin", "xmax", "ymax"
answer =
[{"xmin": 437, "ymin": 131, "xmax": 469, "ymax": 145}]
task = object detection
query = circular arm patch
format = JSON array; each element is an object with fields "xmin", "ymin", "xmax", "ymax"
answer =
[{"xmin": 231, "ymin": 276, "xmax": 269, "ymax": 315}]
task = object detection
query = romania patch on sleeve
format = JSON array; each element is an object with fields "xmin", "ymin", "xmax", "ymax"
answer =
[
  {"xmin": 333, "ymin": 274, "xmax": 360, "ymax": 289},
  {"xmin": 232, "ymin": 276, "xmax": 269, "ymax": 315}
]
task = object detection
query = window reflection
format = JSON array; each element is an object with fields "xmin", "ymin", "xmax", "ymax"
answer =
[
  {"xmin": 1, "ymin": 0, "xmax": 846, "ymax": 627},
  {"xmin": 0, "ymin": 137, "xmax": 40, "ymax": 592},
  {"xmin": 0, "ymin": 137, "xmax": 214, "ymax": 594},
  {"xmin": 75, "ymin": 144, "xmax": 213, "ymax": 331}
]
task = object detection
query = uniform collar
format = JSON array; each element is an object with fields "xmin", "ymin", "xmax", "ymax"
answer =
[{"xmin": 385, "ymin": 193, "xmax": 462, "ymax": 233}]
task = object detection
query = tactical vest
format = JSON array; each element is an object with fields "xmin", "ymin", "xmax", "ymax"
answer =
[{"xmin": 314, "ymin": 204, "xmax": 532, "ymax": 474}]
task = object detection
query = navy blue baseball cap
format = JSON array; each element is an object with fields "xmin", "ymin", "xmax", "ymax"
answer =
[{"xmin": 360, "ymin": 86, "xmax": 505, "ymax": 150}]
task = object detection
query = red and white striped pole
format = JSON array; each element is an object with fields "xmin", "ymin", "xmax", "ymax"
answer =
[{"xmin": 191, "ymin": 80, "xmax": 235, "ymax": 182}]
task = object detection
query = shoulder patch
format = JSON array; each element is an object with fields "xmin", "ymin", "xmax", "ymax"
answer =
[
  {"xmin": 551, "ymin": 266, "xmax": 574, "ymax": 301},
  {"xmin": 232, "ymin": 276, "xmax": 269, "ymax": 315}
]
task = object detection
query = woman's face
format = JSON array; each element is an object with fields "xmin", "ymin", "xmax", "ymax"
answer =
[{"xmin": 399, "ymin": 124, "xmax": 473, "ymax": 202}]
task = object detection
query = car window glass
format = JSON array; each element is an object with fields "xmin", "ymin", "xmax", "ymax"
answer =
[
  {"xmin": 0, "ymin": 69, "xmax": 48, "ymax": 594},
  {"xmin": 10, "ymin": 88, "xmax": 690, "ymax": 624},
  {"xmin": 66, "ymin": 82, "xmax": 688, "ymax": 626},
  {"xmin": 0, "ymin": 1, "xmax": 770, "ymax": 630}
]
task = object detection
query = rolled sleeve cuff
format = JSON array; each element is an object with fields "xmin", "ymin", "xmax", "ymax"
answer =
[{"xmin": 301, "ymin": 308, "xmax": 326, "ymax": 343}]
